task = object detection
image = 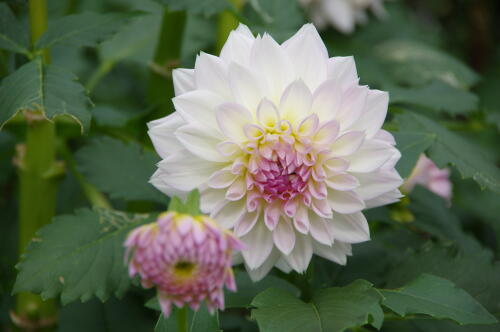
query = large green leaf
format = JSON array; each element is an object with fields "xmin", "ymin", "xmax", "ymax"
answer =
[
  {"xmin": 59, "ymin": 295, "xmax": 155, "ymax": 332},
  {"xmin": 0, "ymin": 3, "xmax": 30, "ymax": 55},
  {"xmin": 393, "ymin": 131, "xmax": 435, "ymax": 178},
  {"xmin": 396, "ymin": 111, "xmax": 500, "ymax": 193},
  {"xmin": 156, "ymin": 0, "xmax": 231, "ymax": 17},
  {"xmin": 36, "ymin": 12, "xmax": 140, "ymax": 49},
  {"xmin": 381, "ymin": 273, "xmax": 497, "ymax": 325},
  {"xmin": 244, "ymin": 0, "xmax": 304, "ymax": 43},
  {"xmin": 76, "ymin": 137, "xmax": 165, "ymax": 204},
  {"xmin": 100, "ymin": 1, "xmax": 162, "ymax": 64},
  {"xmin": 0, "ymin": 58, "xmax": 92, "ymax": 132},
  {"xmin": 389, "ymin": 80, "xmax": 479, "ymax": 115},
  {"xmin": 13, "ymin": 208, "xmax": 156, "ymax": 304},
  {"xmin": 375, "ymin": 39, "xmax": 479, "ymax": 89},
  {"xmin": 251, "ymin": 280, "xmax": 384, "ymax": 332}
]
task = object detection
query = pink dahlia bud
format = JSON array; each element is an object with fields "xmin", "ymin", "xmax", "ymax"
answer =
[
  {"xmin": 124, "ymin": 212, "xmax": 243, "ymax": 317},
  {"xmin": 401, "ymin": 154, "xmax": 452, "ymax": 202}
]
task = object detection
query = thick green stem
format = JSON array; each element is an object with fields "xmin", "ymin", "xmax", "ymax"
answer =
[
  {"xmin": 15, "ymin": 0, "xmax": 57, "ymax": 327},
  {"xmin": 176, "ymin": 306, "xmax": 189, "ymax": 332},
  {"xmin": 216, "ymin": 0, "xmax": 244, "ymax": 54},
  {"xmin": 147, "ymin": 9, "xmax": 186, "ymax": 117}
]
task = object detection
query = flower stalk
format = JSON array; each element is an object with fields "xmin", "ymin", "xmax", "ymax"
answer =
[
  {"xmin": 15, "ymin": 0, "xmax": 57, "ymax": 326},
  {"xmin": 176, "ymin": 306, "xmax": 189, "ymax": 332}
]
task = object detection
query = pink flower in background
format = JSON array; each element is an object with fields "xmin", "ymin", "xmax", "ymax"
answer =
[
  {"xmin": 124, "ymin": 212, "xmax": 243, "ymax": 317},
  {"xmin": 148, "ymin": 24, "xmax": 402, "ymax": 281},
  {"xmin": 402, "ymin": 154, "xmax": 452, "ymax": 202},
  {"xmin": 299, "ymin": 0, "xmax": 388, "ymax": 34}
]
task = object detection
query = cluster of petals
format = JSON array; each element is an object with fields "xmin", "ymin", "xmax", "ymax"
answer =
[
  {"xmin": 299, "ymin": 0, "xmax": 387, "ymax": 34},
  {"xmin": 124, "ymin": 212, "xmax": 243, "ymax": 317},
  {"xmin": 401, "ymin": 154, "xmax": 452, "ymax": 202},
  {"xmin": 148, "ymin": 24, "xmax": 402, "ymax": 280}
]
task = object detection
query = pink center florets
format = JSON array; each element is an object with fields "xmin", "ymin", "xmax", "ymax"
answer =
[{"xmin": 251, "ymin": 148, "xmax": 310, "ymax": 203}]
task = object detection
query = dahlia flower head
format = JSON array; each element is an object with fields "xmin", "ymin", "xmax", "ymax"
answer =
[
  {"xmin": 124, "ymin": 212, "xmax": 243, "ymax": 317},
  {"xmin": 401, "ymin": 154, "xmax": 452, "ymax": 203},
  {"xmin": 149, "ymin": 24, "xmax": 402, "ymax": 281},
  {"xmin": 299, "ymin": 0, "xmax": 388, "ymax": 34}
]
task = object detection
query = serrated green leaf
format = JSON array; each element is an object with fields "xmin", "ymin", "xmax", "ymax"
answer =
[
  {"xmin": 225, "ymin": 270, "xmax": 299, "ymax": 308},
  {"xmin": 381, "ymin": 273, "xmax": 497, "ymax": 325},
  {"xmin": 244, "ymin": 0, "xmax": 304, "ymax": 42},
  {"xmin": 251, "ymin": 280, "xmax": 384, "ymax": 332},
  {"xmin": 389, "ymin": 80, "xmax": 479, "ymax": 115},
  {"xmin": 156, "ymin": 0, "xmax": 231, "ymax": 17},
  {"xmin": 76, "ymin": 137, "xmax": 165, "ymax": 204},
  {"xmin": 59, "ymin": 295, "xmax": 155, "ymax": 332},
  {"xmin": 0, "ymin": 58, "xmax": 92, "ymax": 132},
  {"xmin": 393, "ymin": 131, "xmax": 436, "ymax": 178},
  {"xmin": 396, "ymin": 112, "xmax": 500, "ymax": 193},
  {"xmin": 13, "ymin": 208, "xmax": 156, "ymax": 305},
  {"xmin": 167, "ymin": 190, "xmax": 200, "ymax": 215},
  {"xmin": 375, "ymin": 39, "xmax": 479, "ymax": 89},
  {"xmin": 36, "ymin": 11, "xmax": 140, "ymax": 49},
  {"xmin": 0, "ymin": 3, "xmax": 30, "ymax": 55}
]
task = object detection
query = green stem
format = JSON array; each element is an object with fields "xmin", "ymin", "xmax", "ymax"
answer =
[
  {"xmin": 15, "ymin": 0, "xmax": 58, "ymax": 327},
  {"xmin": 147, "ymin": 9, "xmax": 186, "ymax": 117},
  {"xmin": 216, "ymin": 0, "xmax": 244, "ymax": 54},
  {"xmin": 176, "ymin": 306, "xmax": 189, "ymax": 332}
]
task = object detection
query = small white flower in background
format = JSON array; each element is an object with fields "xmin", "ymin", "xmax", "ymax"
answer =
[
  {"xmin": 401, "ymin": 154, "xmax": 452, "ymax": 203},
  {"xmin": 299, "ymin": 0, "xmax": 388, "ymax": 34},
  {"xmin": 148, "ymin": 24, "xmax": 402, "ymax": 281}
]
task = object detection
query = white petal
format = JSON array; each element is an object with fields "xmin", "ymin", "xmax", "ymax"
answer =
[
  {"xmin": 257, "ymin": 98, "xmax": 280, "ymax": 129},
  {"xmin": 147, "ymin": 112, "xmax": 185, "ymax": 158},
  {"xmin": 354, "ymin": 169, "xmax": 403, "ymax": 200},
  {"xmin": 210, "ymin": 199, "xmax": 246, "ymax": 229},
  {"xmin": 293, "ymin": 204, "xmax": 310, "ymax": 234},
  {"xmin": 275, "ymin": 258, "xmax": 292, "ymax": 273},
  {"xmin": 194, "ymin": 52, "xmax": 231, "ymax": 100},
  {"xmin": 365, "ymin": 189, "xmax": 403, "ymax": 209},
  {"xmin": 241, "ymin": 221, "xmax": 274, "ymax": 269},
  {"xmin": 273, "ymin": 221, "xmax": 296, "ymax": 255},
  {"xmin": 284, "ymin": 233, "xmax": 313, "ymax": 273},
  {"xmin": 311, "ymin": 79, "xmax": 342, "ymax": 122},
  {"xmin": 327, "ymin": 189, "xmax": 365, "ymax": 214},
  {"xmin": 250, "ymin": 34, "xmax": 294, "ymax": 103},
  {"xmin": 149, "ymin": 168, "xmax": 188, "ymax": 198},
  {"xmin": 220, "ymin": 24, "xmax": 255, "ymax": 66},
  {"xmin": 216, "ymin": 102, "xmax": 253, "ymax": 142},
  {"xmin": 308, "ymin": 212, "xmax": 334, "ymax": 245},
  {"xmin": 207, "ymin": 169, "xmax": 238, "ymax": 189},
  {"xmin": 330, "ymin": 212, "xmax": 370, "ymax": 243},
  {"xmin": 346, "ymin": 140, "xmax": 395, "ymax": 172},
  {"xmin": 325, "ymin": 173, "xmax": 360, "ymax": 191},
  {"xmin": 282, "ymin": 24, "xmax": 328, "ymax": 91},
  {"xmin": 157, "ymin": 150, "xmax": 223, "ymax": 191},
  {"xmin": 200, "ymin": 187, "xmax": 226, "ymax": 213},
  {"xmin": 173, "ymin": 90, "xmax": 224, "ymax": 135},
  {"xmin": 172, "ymin": 68, "xmax": 195, "ymax": 96},
  {"xmin": 327, "ymin": 56, "xmax": 358, "ymax": 88},
  {"xmin": 175, "ymin": 124, "xmax": 226, "ymax": 162},
  {"xmin": 349, "ymin": 89, "xmax": 388, "ymax": 138},
  {"xmin": 245, "ymin": 249, "xmax": 280, "ymax": 282},
  {"xmin": 226, "ymin": 176, "xmax": 247, "ymax": 201},
  {"xmin": 336, "ymin": 85, "xmax": 369, "ymax": 130},
  {"xmin": 279, "ymin": 80, "xmax": 313, "ymax": 125},
  {"xmin": 234, "ymin": 209, "xmax": 260, "ymax": 237},
  {"xmin": 228, "ymin": 62, "xmax": 265, "ymax": 112},
  {"xmin": 322, "ymin": 0, "xmax": 356, "ymax": 34},
  {"xmin": 314, "ymin": 120, "xmax": 340, "ymax": 146},
  {"xmin": 313, "ymin": 240, "xmax": 350, "ymax": 265},
  {"xmin": 331, "ymin": 131, "xmax": 365, "ymax": 157}
]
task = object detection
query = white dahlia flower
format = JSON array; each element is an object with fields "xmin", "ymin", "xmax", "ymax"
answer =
[
  {"xmin": 299, "ymin": 0, "xmax": 388, "ymax": 34},
  {"xmin": 148, "ymin": 24, "xmax": 402, "ymax": 281}
]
